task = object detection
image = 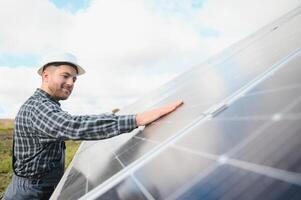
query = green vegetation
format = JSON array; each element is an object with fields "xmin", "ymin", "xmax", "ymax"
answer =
[
  {"xmin": 0, "ymin": 125, "xmax": 81, "ymax": 197},
  {"xmin": 0, "ymin": 130, "xmax": 13, "ymax": 198},
  {"xmin": 64, "ymin": 140, "xmax": 81, "ymax": 168},
  {"xmin": 0, "ymin": 125, "xmax": 14, "ymax": 131}
]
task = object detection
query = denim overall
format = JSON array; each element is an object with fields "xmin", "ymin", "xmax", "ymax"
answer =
[{"xmin": 2, "ymin": 142, "xmax": 65, "ymax": 200}]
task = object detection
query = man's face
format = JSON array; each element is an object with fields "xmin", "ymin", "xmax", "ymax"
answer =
[{"xmin": 43, "ymin": 65, "xmax": 77, "ymax": 100}]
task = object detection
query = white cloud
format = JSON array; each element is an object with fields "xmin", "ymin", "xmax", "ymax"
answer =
[
  {"xmin": 0, "ymin": 0, "xmax": 73, "ymax": 54},
  {"xmin": 0, "ymin": 0, "xmax": 300, "ymax": 118},
  {"xmin": 65, "ymin": 0, "xmax": 204, "ymax": 70},
  {"xmin": 195, "ymin": 0, "xmax": 301, "ymax": 54},
  {"xmin": 0, "ymin": 67, "xmax": 40, "ymax": 118}
]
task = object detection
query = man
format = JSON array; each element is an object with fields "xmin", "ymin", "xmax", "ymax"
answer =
[{"xmin": 2, "ymin": 52, "xmax": 183, "ymax": 200}]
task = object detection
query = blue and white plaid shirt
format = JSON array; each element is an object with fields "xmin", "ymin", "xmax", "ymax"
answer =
[{"xmin": 13, "ymin": 88, "xmax": 137, "ymax": 178}]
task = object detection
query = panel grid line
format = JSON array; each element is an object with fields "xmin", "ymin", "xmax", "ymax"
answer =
[
  {"xmin": 166, "ymin": 145, "xmax": 301, "ymax": 200},
  {"xmin": 114, "ymin": 151, "xmax": 156, "ymax": 200}
]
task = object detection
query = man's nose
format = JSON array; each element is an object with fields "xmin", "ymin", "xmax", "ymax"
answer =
[{"xmin": 66, "ymin": 78, "xmax": 74, "ymax": 87}]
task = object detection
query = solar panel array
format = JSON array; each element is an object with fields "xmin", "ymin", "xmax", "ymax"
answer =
[{"xmin": 51, "ymin": 5, "xmax": 301, "ymax": 200}]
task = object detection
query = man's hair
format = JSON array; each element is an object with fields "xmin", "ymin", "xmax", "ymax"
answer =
[{"xmin": 42, "ymin": 62, "xmax": 79, "ymax": 74}]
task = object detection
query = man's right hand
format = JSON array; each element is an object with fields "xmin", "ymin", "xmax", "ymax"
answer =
[{"xmin": 136, "ymin": 100, "xmax": 183, "ymax": 126}]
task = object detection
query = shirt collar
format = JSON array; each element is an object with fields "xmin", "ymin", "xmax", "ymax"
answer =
[{"xmin": 35, "ymin": 88, "xmax": 61, "ymax": 106}]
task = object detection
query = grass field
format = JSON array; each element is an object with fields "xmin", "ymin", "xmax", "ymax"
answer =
[{"xmin": 0, "ymin": 120, "xmax": 81, "ymax": 197}]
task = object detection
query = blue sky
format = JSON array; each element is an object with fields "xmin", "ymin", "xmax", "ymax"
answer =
[
  {"xmin": 49, "ymin": 0, "xmax": 91, "ymax": 13},
  {"xmin": 0, "ymin": 0, "xmax": 300, "ymax": 118},
  {"xmin": 0, "ymin": 53, "xmax": 39, "ymax": 68}
]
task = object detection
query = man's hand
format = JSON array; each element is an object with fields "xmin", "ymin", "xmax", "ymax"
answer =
[
  {"xmin": 112, "ymin": 108, "xmax": 120, "ymax": 113},
  {"xmin": 136, "ymin": 100, "xmax": 183, "ymax": 126}
]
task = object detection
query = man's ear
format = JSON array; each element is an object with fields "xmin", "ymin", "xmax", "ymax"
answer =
[
  {"xmin": 42, "ymin": 70, "xmax": 49, "ymax": 83},
  {"xmin": 42, "ymin": 66, "xmax": 56, "ymax": 83}
]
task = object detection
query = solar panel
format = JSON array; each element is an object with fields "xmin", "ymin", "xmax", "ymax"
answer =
[
  {"xmin": 50, "ymin": 5, "xmax": 301, "ymax": 200},
  {"xmin": 100, "ymin": 177, "xmax": 148, "ymax": 200},
  {"xmin": 176, "ymin": 165, "xmax": 301, "ymax": 200},
  {"xmin": 94, "ymin": 52, "xmax": 301, "ymax": 200}
]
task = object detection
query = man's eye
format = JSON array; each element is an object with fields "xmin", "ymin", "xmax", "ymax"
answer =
[{"xmin": 62, "ymin": 75, "xmax": 68, "ymax": 78}]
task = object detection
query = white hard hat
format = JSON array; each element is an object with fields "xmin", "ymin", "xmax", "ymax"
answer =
[{"xmin": 37, "ymin": 52, "xmax": 86, "ymax": 76}]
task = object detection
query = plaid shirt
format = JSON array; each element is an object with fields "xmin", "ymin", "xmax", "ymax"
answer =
[{"xmin": 13, "ymin": 88, "xmax": 137, "ymax": 178}]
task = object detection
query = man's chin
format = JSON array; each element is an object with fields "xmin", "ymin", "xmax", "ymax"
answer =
[
  {"xmin": 62, "ymin": 90, "xmax": 72, "ymax": 99},
  {"xmin": 60, "ymin": 96, "xmax": 69, "ymax": 100},
  {"xmin": 61, "ymin": 94, "xmax": 71, "ymax": 100},
  {"xmin": 56, "ymin": 94, "xmax": 70, "ymax": 101}
]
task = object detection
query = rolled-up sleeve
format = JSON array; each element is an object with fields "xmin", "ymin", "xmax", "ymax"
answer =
[
  {"xmin": 30, "ymin": 100, "xmax": 138, "ymax": 140},
  {"xmin": 117, "ymin": 115, "xmax": 138, "ymax": 133}
]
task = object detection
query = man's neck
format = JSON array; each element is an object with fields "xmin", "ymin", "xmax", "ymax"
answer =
[{"xmin": 40, "ymin": 86, "xmax": 59, "ymax": 101}]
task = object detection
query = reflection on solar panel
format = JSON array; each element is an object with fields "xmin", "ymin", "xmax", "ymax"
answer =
[{"xmin": 51, "ymin": 5, "xmax": 301, "ymax": 200}]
